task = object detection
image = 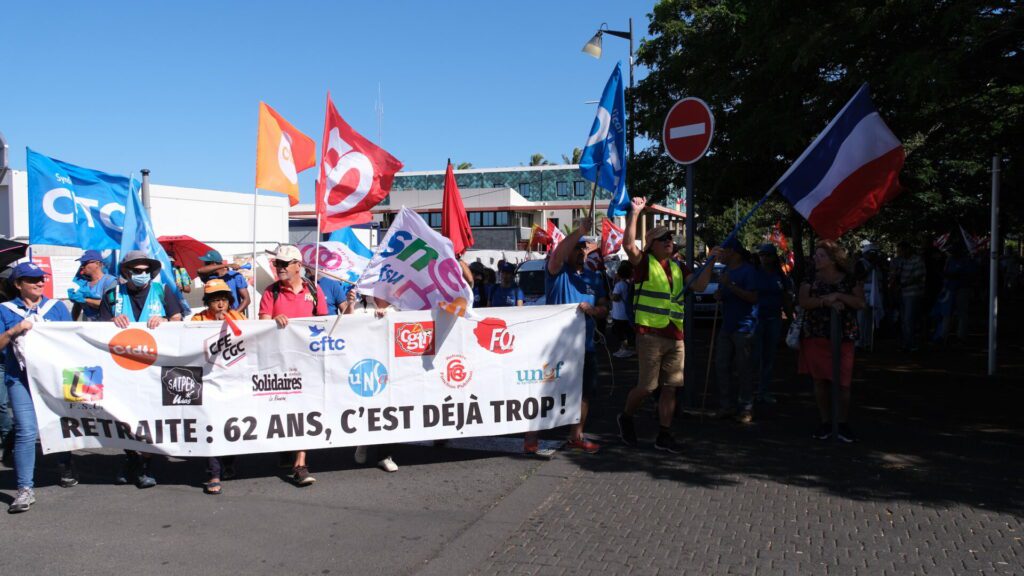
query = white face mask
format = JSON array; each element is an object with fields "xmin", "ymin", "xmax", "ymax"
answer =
[{"xmin": 131, "ymin": 272, "xmax": 151, "ymax": 287}]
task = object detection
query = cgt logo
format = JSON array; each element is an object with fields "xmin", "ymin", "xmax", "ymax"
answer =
[
  {"xmin": 473, "ymin": 317, "xmax": 515, "ymax": 355},
  {"xmin": 108, "ymin": 329, "xmax": 158, "ymax": 370},
  {"xmin": 62, "ymin": 366, "xmax": 104, "ymax": 402},
  {"xmin": 440, "ymin": 355, "xmax": 472, "ymax": 389},
  {"xmin": 308, "ymin": 325, "xmax": 346, "ymax": 353},
  {"xmin": 204, "ymin": 330, "xmax": 246, "ymax": 368},
  {"xmin": 395, "ymin": 322, "xmax": 435, "ymax": 357},
  {"xmin": 348, "ymin": 359, "xmax": 388, "ymax": 398},
  {"xmin": 515, "ymin": 361, "xmax": 565, "ymax": 385},
  {"xmin": 160, "ymin": 366, "xmax": 203, "ymax": 406}
]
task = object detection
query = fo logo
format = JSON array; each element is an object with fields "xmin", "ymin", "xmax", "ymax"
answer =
[
  {"xmin": 473, "ymin": 317, "xmax": 515, "ymax": 355},
  {"xmin": 108, "ymin": 329, "xmax": 158, "ymax": 370},
  {"xmin": 348, "ymin": 359, "xmax": 388, "ymax": 398},
  {"xmin": 395, "ymin": 322, "xmax": 435, "ymax": 357},
  {"xmin": 440, "ymin": 354, "xmax": 472, "ymax": 389}
]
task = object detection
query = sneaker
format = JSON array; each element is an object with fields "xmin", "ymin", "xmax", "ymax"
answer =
[
  {"xmin": 735, "ymin": 410, "xmax": 754, "ymax": 424},
  {"xmin": 115, "ymin": 456, "xmax": 138, "ymax": 485},
  {"xmin": 617, "ymin": 413, "xmax": 638, "ymax": 447},
  {"xmin": 523, "ymin": 437, "xmax": 556, "ymax": 459},
  {"xmin": 837, "ymin": 424, "xmax": 857, "ymax": 444},
  {"xmin": 58, "ymin": 462, "xmax": 79, "ymax": 488},
  {"xmin": 654, "ymin": 431, "xmax": 684, "ymax": 454},
  {"xmin": 354, "ymin": 446, "xmax": 368, "ymax": 465},
  {"xmin": 377, "ymin": 456, "xmax": 398, "ymax": 473},
  {"xmin": 136, "ymin": 462, "xmax": 157, "ymax": 489},
  {"xmin": 292, "ymin": 466, "xmax": 316, "ymax": 486},
  {"xmin": 7, "ymin": 487, "xmax": 35, "ymax": 514},
  {"xmin": 619, "ymin": 348, "xmax": 636, "ymax": 358},
  {"xmin": 567, "ymin": 436, "xmax": 600, "ymax": 454},
  {"xmin": 812, "ymin": 423, "xmax": 832, "ymax": 441}
]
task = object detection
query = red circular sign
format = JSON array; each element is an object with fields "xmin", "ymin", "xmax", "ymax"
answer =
[{"xmin": 662, "ymin": 97, "xmax": 715, "ymax": 165}]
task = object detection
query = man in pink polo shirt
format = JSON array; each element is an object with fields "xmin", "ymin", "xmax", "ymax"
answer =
[{"xmin": 259, "ymin": 245, "xmax": 327, "ymax": 486}]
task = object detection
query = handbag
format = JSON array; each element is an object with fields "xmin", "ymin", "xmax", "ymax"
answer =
[{"xmin": 785, "ymin": 307, "xmax": 804, "ymax": 350}]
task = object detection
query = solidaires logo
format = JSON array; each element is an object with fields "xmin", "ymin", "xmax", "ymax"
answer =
[{"xmin": 108, "ymin": 329, "xmax": 158, "ymax": 370}]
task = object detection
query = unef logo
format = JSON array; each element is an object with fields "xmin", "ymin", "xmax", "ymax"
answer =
[
  {"xmin": 440, "ymin": 355, "xmax": 472, "ymax": 389},
  {"xmin": 473, "ymin": 317, "xmax": 515, "ymax": 355},
  {"xmin": 394, "ymin": 322, "xmax": 435, "ymax": 357},
  {"xmin": 108, "ymin": 329, "xmax": 158, "ymax": 370},
  {"xmin": 348, "ymin": 359, "xmax": 388, "ymax": 398},
  {"xmin": 62, "ymin": 366, "xmax": 104, "ymax": 402},
  {"xmin": 515, "ymin": 361, "xmax": 565, "ymax": 385}
]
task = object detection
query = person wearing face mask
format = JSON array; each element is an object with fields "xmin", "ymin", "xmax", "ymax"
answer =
[
  {"xmin": 99, "ymin": 250, "xmax": 183, "ymax": 488},
  {"xmin": 0, "ymin": 262, "xmax": 75, "ymax": 513},
  {"xmin": 67, "ymin": 250, "xmax": 118, "ymax": 321}
]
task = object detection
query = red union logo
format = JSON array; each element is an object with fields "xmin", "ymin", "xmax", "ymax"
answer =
[
  {"xmin": 473, "ymin": 317, "xmax": 515, "ymax": 355},
  {"xmin": 395, "ymin": 321, "xmax": 435, "ymax": 357},
  {"xmin": 440, "ymin": 354, "xmax": 472, "ymax": 389}
]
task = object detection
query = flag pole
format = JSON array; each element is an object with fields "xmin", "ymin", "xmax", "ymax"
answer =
[
  {"xmin": 588, "ymin": 182, "xmax": 599, "ymax": 235},
  {"xmin": 250, "ymin": 186, "xmax": 259, "ymax": 318},
  {"xmin": 314, "ymin": 211, "xmax": 322, "ymax": 287}
]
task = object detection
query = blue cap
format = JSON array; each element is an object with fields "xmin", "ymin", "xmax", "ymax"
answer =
[
  {"xmin": 198, "ymin": 249, "xmax": 224, "ymax": 263},
  {"xmin": 11, "ymin": 262, "xmax": 49, "ymax": 280},
  {"xmin": 77, "ymin": 249, "xmax": 104, "ymax": 263},
  {"xmin": 499, "ymin": 262, "xmax": 516, "ymax": 273}
]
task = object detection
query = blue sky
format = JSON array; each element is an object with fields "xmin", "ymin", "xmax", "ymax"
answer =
[{"xmin": 2, "ymin": 1, "xmax": 656, "ymax": 204}]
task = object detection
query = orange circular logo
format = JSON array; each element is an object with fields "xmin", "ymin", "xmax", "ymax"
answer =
[{"xmin": 108, "ymin": 329, "xmax": 158, "ymax": 370}]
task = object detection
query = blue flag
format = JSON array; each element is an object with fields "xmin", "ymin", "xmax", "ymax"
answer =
[
  {"xmin": 27, "ymin": 148, "xmax": 129, "ymax": 250},
  {"xmin": 579, "ymin": 62, "xmax": 629, "ymax": 217},
  {"xmin": 120, "ymin": 180, "xmax": 191, "ymax": 315}
]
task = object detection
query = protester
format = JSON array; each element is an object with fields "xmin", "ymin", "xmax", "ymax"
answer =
[
  {"xmin": 890, "ymin": 241, "xmax": 926, "ymax": 352},
  {"xmin": 1, "ymin": 262, "xmax": 76, "ymax": 513},
  {"xmin": 617, "ymin": 197, "xmax": 716, "ymax": 453},
  {"xmin": 854, "ymin": 241, "xmax": 886, "ymax": 350},
  {"xmin": 258, "ymin": 245, "xmax": 327, "ymax": 486},
  {"xmin": 488, "ymin": 262, "xmax": 525, "ymax": 307},
  {"xmin": 67, "ymin": 250, "xmax": 117, "ymax": 321},
  {"xmin": 354, "ymin": 296, "xmax": 403, "ymax": 471},
  {"xmin": 471, "ymin": 268, "xmax": 488, "ymax": 307},
  {"xmin": 751, "ymin": 244, "xmax": 793, "ymax": 404},
  {"xmin": 937, "ymin": 243, "xmax": 978, "ymax": 343},
  {"xmin": 714, "ymin": 241, "xmax": 760, "ymax": 423},
  {"xmin": 544, "ymin": 216, "xmax": 608, "ymax": 454},
  {"xmin": 100, "ymin": 250, "xmax": 183, "ymax": 488},
  {"xmin": 799, "ymin": 240, "xmax": 865, "ymax": 443},
  {"xmin": 197, "ymin": 250, "xmax": 251, "ymax": 314},
  {"xmin": 169, "ymin": 255, "xmax": 192, "ymax": 294},
  {"xmin": 610, "ymin": 261, "xmax": 636, "ymax": 358},
  {"xmin": 316, "ymin": 271, "xmax": 357, "ymax": 316}
]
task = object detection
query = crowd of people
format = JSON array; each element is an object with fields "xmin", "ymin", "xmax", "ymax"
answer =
[{"xmin": 0, "ymin": 204, "xmax": 1019, "ymax": 514}]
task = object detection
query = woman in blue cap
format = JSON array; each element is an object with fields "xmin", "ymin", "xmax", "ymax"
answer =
[{"xmin": 67, "ymin": 250, "xmax": 118, "ymax": 321}]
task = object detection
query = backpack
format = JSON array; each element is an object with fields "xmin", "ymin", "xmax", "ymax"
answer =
[{"xmin": 268, "ymin": 279, "xmax": 321, "ymax": 316}]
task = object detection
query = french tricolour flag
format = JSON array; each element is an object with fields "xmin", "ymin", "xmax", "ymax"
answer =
[{"xmin": 775, "ymin": 84, "xmax": 904, "ymax": 240}]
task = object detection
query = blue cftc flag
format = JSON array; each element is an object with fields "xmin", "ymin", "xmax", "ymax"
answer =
[
  {"xmin": 26, "ymin": 148, "xmax": 130, "ymax": 250},
  {"xmin": 579, "ymin": 62, "xmax": 629, "ymax": 218},
  {"xmin": 120, "ymin": 180, "xmax": 191, "ymax": 315}
]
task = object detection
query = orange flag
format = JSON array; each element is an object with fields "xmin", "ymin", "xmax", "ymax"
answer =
[{"xmin": 255, "ymin": 102, "xmax": 316, "ymax": 205}]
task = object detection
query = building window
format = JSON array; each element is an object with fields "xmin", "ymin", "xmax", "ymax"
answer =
[
  {"xmin": 574, "ymin": 181, "xmax": 588, "ymax": 197},
  {"xmin": 469, "ymin": 212, "xmax": 481, "ymax": 227},
  {"xmin": 556, "ymin": 181, "xmax": 568, "ymax": 197},
  {"xmin": 483, "ymin": 212, "xmax": 495, "ymax": 227},
  {"xmin": 496, "ymin": 211, "xmax": 509, "ymax": 226},
  {"xmin": 430, "ymin": 213, "xmax": 441, "ymax": 227},
  {"xmin": 518, "ymin": 182, "xmax": 532, "ymax": 198}
]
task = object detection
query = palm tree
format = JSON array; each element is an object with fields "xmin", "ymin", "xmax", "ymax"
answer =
[
  {"xmin": 561, "ymin": 147, "xmax": 583, "ymax": 165},
  {"xmin": 529, "ymin": 153, "xmax": 550, "ymax": 166},
  {"xmin": 456, "ymin": 161, "xmax": 473, "ymax": 170}
]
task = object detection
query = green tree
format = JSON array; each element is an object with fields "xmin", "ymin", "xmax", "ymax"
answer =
[
  {"xmin": 562, "ymin": 148, "xmax": 583, "ymax": 165},
  {"xmin": 456, "ymin": 161, "xmax": 473, "ymax": 170},
  {"xmin": 529, "ymin": 153, "xmax": 550, "ymax": 166}
]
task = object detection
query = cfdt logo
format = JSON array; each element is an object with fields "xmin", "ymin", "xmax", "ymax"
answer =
[
  {"xmin": 108, "ymin": 329, "xmax": 158, "ymax": 370},
  {"xmin": 160, "ymin": 366, "xmax": 203, "ymax": 406},
  {"xmin": 308, "ymin": 325, "xmax": 346, "ymax": 353},
  {"xmin": 204, "ymin": 330, "xmax": 246, "ymax": 368},
  {"xmin": 62, "ymin": 366, "xmax": 104, "ymax": 402},
  {"xmin": 440, "ymin": 354, "xmax": 472, "ymax": 389},
  {"xmin": 473, "ymin": 317, "xmax": 515, "ymax": 355},
  {"xmin": 348, "ymin": 359, "xmax": 388, "ymax": 398},
  {"xmin": 514, "ymin": 361, "xmax": 565, "ymax": 385},
  {"xmin": 394, "ymin": 321, "xmax": 435, "ymax": 357}
]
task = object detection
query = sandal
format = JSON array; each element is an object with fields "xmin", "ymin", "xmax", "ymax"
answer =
[{"xmin": 203, "ymin": 481, "xmax": 222, "ymax": 495}]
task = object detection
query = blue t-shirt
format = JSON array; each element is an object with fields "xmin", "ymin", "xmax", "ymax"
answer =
[
  {"xmin": 71, "ymin": 274, "xmax": 118, "ymax": 321},
  {"xmin": 488, "ymin": 284, "xmax": 525, "ymax": 307},
  {"xmin": 754, "ymin": 269, "xmax": 792, "ymax": 320},
  {"xmin": 200, "ymin": 269, "xmax": 248, "ymax": 310},
  {"xmin": 0, "ymin": 296, "xmax": 72, "ymax": 385},
  {"xmin": 318, "ymin": 277, "xmax": 352, "ymax": 315},
  {"xmin": 720, "ymin": 263, "xmax": 758, "ymax": 334},
  {"xmin": 545, "ymin": 264, "xmax": 607, "ymax": 351}
]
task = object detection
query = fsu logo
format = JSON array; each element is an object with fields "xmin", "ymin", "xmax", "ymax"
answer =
[
  {"xmin": 395, "ymin": 322, "xmax": 435, "ymax": 357},
  {"xmin": 440, "ymin": 355, "xmax": 472, "ymax": 389},
  {"xmin": 473, "ymin": 317, "xmax": 515, "ymax": 355}
]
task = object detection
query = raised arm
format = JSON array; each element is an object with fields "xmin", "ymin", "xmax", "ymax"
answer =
[
  {"xmin": 623, "ymin": 197, "xmax": 645, "ymax": 267},
  {"xmin": 546, "ymin": 217, "xmax": 591, "ymax": 276}
]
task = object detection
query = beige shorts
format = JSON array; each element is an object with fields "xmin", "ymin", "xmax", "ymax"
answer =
[{"xmin": 636, "ymin": 333, "xmax": 685, "ymax": 392}]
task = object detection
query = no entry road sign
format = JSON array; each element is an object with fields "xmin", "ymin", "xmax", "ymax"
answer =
[{"xmin": 662, "ymin": 98, "xmax": 715, "ymax": 165}]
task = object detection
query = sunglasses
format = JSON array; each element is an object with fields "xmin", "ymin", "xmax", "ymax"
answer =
[
  {"xmin": 127, "ymin": 267, "xmax": 150, "ymax": 275},
  {"xmin": 655, "ymin": 233, "xmax": 674, "ymax": 242},
  {"xmin": 274, "ymin": 259, "xmax": 298, "ymax": 269},
  {"xmin": 20, "ymin": 277, "xmax": 46, "ymax": 285}
]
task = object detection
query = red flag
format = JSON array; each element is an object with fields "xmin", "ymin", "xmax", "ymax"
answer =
[
  {"xmin": 547, "ymin": 220, "xmax": 565, "ymax": 251},
  {"xmin": 316, "ymin": 93, "xmax": 403, "ymax": 232},
  {"xmin": 600, "ymin": 218, "xmax": 624, "ymax": 256},
  {"xmin": 441, "ymin": 161, "xmax": 473, "ymax": 256},
  {"xmin": 527, "ymin": 224, "xmax": 551, "ymax": 251}
]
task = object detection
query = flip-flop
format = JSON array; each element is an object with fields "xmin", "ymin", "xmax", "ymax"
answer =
[{"xmin": 203, "ymin": 481, "xmax": 222, "ymax": 495}]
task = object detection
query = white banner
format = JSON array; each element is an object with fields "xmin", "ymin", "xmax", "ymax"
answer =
[
  {"xmin": 357, "ymin": 207, "xmax": 473, "ymax": 312},
  {"xmin": 25, "ymin": 305, "xmax": 583, "ymax": 456}
]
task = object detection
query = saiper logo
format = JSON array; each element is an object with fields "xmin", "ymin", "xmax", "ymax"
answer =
[
  {"xmin": 308, "ymin": 325, "xmax": 346, "ymax": 353},
  {"xmin": 161, "ymin": 366, "xmax": 203, "ymax": 406},
  {"xmin": 473, "ymin": 317, "xmax": 515, "ymax": 355},
  {"xmin": 62, "ymin": 366, "xmax": 104, "ymax": 402},
  {"xmin": 515, "ymin": 361, "xmax": 564, "ymax": 385},
  {"xmin": 204, "ymin": 330, "xmax": 246, "ymax": 368},
  {"xmin": 108, "ymin": 329, "xmax": 158, "ymax": 370},
  {"xmin": 395, "ymin": 322, "xmax": 434, "ymax": 357}
]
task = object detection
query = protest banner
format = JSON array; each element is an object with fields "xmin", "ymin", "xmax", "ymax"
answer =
[
  {"xmin": 297, "ymin": 238, "xmax": 371, "ymax": 286},
  {"xmin": 357, "ymin": 207, "xmax": 472, "ymax": 312},
  {"xmin": 25, "ymin": 305, "xmax": 583, "ymax": 457}
]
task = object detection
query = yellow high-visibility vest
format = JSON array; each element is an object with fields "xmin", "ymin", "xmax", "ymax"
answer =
[{"xmin": 634, "ymin": 254, "xmax": 684, "ymax": 329}]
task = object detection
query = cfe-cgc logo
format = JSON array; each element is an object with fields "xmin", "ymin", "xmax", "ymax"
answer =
[
  {"xmin": 108, "ymin": 329, "xmax": 158, "ymax": 370},
  {"xmin": 514, "ymin": 361, "xmax": 565, "ymax": 385},
  {"xmin": 348, "ymin": 359, "xmax": 388, "ymax": 398},
  {"xmin": 440, "ymin": 354, "xmax": 472, "ymax": 389},
  {"xmin": 473, "ymin": 317, "xmax": 515, "ymax": 355},
  {"xmin": 307, "ymin": 325, "xmax": 346, "ymax": 353},
  {"xmin": 62, "ymin": 366, "xmax": 104, "ymax": 402},
  {"xmin": 394, "ymin": 321, "xmax": 435, "ymax": 357},
  {"xmin": 204, "ymin": 330, "xmax": 246, "ymax": 368},
  {"xmin": 161, "ymin": 366, "xmax": 203, "ymax": 406}
]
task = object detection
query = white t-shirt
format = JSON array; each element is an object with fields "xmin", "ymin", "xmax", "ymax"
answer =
[{"xmin": 611, "ymin": 280, "xmax": 629, "ymax": 321}]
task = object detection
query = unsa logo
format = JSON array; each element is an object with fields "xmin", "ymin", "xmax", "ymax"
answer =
[
  {"xmin": 473, "ymin": 317, "xmax": 515, "ymax": 355},
  {"xmin": 348, "ymin": 359, "xmax": 388, "ymax": 398},
  {"xmin": 108, "ymin": 329, "xmax": 158, "ymax": 370},
  {"xmin": 395, "ymin": 322, "xmax": 435, "ymax": 357}
]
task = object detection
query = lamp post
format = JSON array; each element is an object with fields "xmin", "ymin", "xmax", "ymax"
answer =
[{"xmin": 582, "ymin": 20, "xmax": 635, "ymax": 164}]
